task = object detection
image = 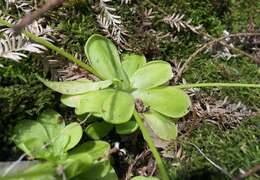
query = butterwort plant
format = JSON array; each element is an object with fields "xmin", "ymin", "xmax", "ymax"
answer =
[
  {"xmin": 10, "ymin": 110, "xmax": 117, "ymax": 179},
  {"xmin": 1, "ymin": 17, "xmax": 259, "ymax": 179},
  {"xmin": 37, "ymin": 34, "xmax": 192, "ymax": 180},
  {"xmin": 39, "ymin": 34, "xmax": 191, "ymax": 140}
]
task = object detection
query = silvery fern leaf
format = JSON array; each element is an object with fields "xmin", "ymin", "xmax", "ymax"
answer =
[
  {"xmin": 0, "ymin": 11, "xmax": 16, "ymax": 25},
  {"xmin": 5, "ymin": 0, "xmax": 33, "ymax": 12},
  {"xmin": 0, "ymin": 35, "xmax": 46, "ymax": 61},
  {"xmin": 163, "ymin": 13, "xmax": 202, "ymax": 33},
  {"xmin": 97, "ymin": 0, "xmax": 129, "ymax": 50},
  {"xmin": 121, "ymin": 0, "xmax": 131, "ymax": 4}
]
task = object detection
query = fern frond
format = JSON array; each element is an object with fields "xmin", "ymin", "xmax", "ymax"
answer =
[
  {"xmin": 0, "ymin": 10, "xmax": 16, "ymax": 25},
  {"xmin": 97, "ymin": 0, "xmax": 129, "ymax": 50},
  {"xmin": 25, "ymin": 20, "xmax": 55, "ymax": 42},
  {"xmin": 121, "ymin": 0, "xmax": 131, "ymax": 4},
  {"xmin": 163, "ymin": 13, "xmax": 202, "ymax": 33},
  {"xmin": 5, "ymin": 0, "xmax": 33, "ymax": 12},
  {"xmin": 0, "ymin": 35, "xmax": 46, "ymax": 61}
]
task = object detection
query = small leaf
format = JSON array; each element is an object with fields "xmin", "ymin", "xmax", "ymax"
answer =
[
  {"xmin": 85, "ymin": 34, "xmax": 125, "ymax": 81},
  {"xmin": 60, "ymin": 122, "xmax": 83, "ymax": 151},
  {"xmin": 69, "ymin": 141, "xmax": 110, "ymax": 161},
  {"xmin": 102, "ymin": 90, "xmax": 135, "ymax": 124},
  {"xmin": 74, "ymin": 161, "xmax": 118, "ymax": 180},
  {"xmin": 76, "ymin": 89, "xmax": 114, "ymax": 115},
  {"xmin": 143, "ymin": 111, "xmax": 177, "ymax": 140},
  {"xmin": 38, "ymin": 109, "xmax": 65, "ymax": 139},
  {"xmin": 78, "ymin": 160, "xmax": 111, "ymax": 179},
  {"xmin": 64, "ymin": 152, "xmax": 93, "ymax": 178},
  {"xmin": 85, "ymin": 121, "xmax": 114, "ymax": 140},
  {"xmin": 52, "ymin": 134, "xmax": 70, "ymax": 157},
  {"xmin": 122, "ymin": 54, "xmax": 146, "ymax": 78},
  {"xmin": 130, "ymin": 61, "xmax": 173, "ymax": 89},
  {"xmin": 115, "ymin": 120, "xmax": 138, "ymax": 134},
  {"xmin": 61, "ymin": 94, "xmax": 82, "ymax": 108},
  {"xmin": 132, "ymin": 87, "xmax": 191, "ymax": 118},
  {"xmin": 38, "ymin": 76, "xmax": 112, "ymax": 95},
  {"xmin": 13, "ymin": 120, "xmax": 49, "ymax": 157}
]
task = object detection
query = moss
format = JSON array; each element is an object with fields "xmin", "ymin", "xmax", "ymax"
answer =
[
  {"xmin": 168, "ymin": 117, "xmax": 260, "ymax": 179},
  {"xmin": 0, "ymin": 59, "xmax": 56, "ymax": 160}
]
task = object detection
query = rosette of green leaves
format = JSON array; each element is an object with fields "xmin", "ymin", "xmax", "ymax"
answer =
[
  {"xmin": 38, "ymin": 34, "xmax": 191, "ymax": 141},
  {"xmin": 11, "ymin": 110, "xmax": 117, "ymax": 179}
]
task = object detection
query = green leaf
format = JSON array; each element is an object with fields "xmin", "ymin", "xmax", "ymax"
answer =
[
  {"xmin": 85, "ymin": 121, "xmax": 113, "ymax": 140},
  {"xmin": 64, "ymin": 152, "xmax": 93, "ymax": 178},
  {"xmin": 143, "ymin": 111, "xmax": 177, "ymax": 140},
  {"xmin": 60, "ymin": 122, "xmax": 83, "ymax": 151},
  {"xmin": 38, "ymin": 110, "xmax": 65, "ymax": 140},
  {"xmin": 69, "ymin": 141, "xmax": 110, "ymax": 161},
  {"xmin": 132, "ymin": 87, "xmax": 191, "ymax": 118},
  {"xmin": 115, "ymin": 120, "xmax": 138, "ymax": 134},
  {"xmin": 52, "ymin": 134, "xmax": 70, "ymax": 157},
  {"xmin": 131, "ymin": 176, "xmax": 159, "ymax": 180},
  {"xmin": 13, "ymin": 120, "xmax": 49, "ymax": 157},
  {"xmin": 74, "ymin": 161, "xmax": 118, "ymax": 180},
  {"xmin": 102, "ymin": 90, "xmax": 135, "ymax": 124},
  {"xmin": 122, "ymin": 54, "xmax": 146, "ymax": 78},
  {"xmin": 130, "ymin": 61, "xmax": 173, "ymax": 89},
  {"xmin": 61, "ymin": 94, "xmax": 82, "ymax": 108},
  {"xmin": 38, "ymin": 76, "xmax": 112, "ymax": 95},
  {"xmin": 76, "ymin": 89, "xmax": 114, "ymax": 115},
  {"xmin": 1, "ymin": 162, "xmax": 56, "ymax": 180},
  {"xmin": 85, "ymin": 34, "xmax": 125, "ymax": 81},
  {"xmin": 12, "ymin": 111, "xmax": 83, "ymax": 160}
]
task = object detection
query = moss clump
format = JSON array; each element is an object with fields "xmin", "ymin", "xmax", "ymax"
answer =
[
  {"xmin": 170, "ymin": 117, "xmax": 260, "ymax": 179},
  {"xmin": 0, "ymin": 59, "xmax": 55, "ymax": 160}
]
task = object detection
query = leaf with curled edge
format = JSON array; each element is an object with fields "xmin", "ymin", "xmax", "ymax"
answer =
[{"xmin": 38, "ymin": 75, "xmax": 112, "ymax": 95}]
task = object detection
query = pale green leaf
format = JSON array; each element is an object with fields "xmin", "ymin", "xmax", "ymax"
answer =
[
  {"xmin": 115, "ymin": 120, "xmax": 138, "ymax": 134},
  {"xmin": 38, "ymin": 110, "xmax": 65, "ymax": 140},
  {"xmin": 61, "ymin": 94, "xmax": 82, "ymax": 108},
  {"xmin": 60, "ymin": 122, "xmax": 82, "ymax": 151},
  {"xmin": 64, "ymin": 152, "xmax": 93, "ymax": 178},
  {"xmin": 132, "ymin": 87, "xmax": 191, "ymax": 118},
  {"xmin": 85, "ymin": 34, "xmax": 125, "ymax": 81},
  {"xmin": 143, "ymin": 111, "xmax": 177, "ymax": 140},
  {"xmin": 74, "ymin": 161, "xmax": 118, "ymax": 180},
  {"xmin": 122, "ymin": 54, "xmax": 146, "ymax": 78},
  {"xmin": 75, "ymin": 89, "xmax": 114, "ymax": 115},
  {"xmin": 69, "ymin": 141, "xmax": 110, "ymax": 161},
  {"xmin": 130, "ymin": 61, "xmax": 173, "ymax": 89},
  {"xmin": 38, "ymin": 76, "xmax": 112, "ymax": 95},
  {"xmin": 102, "ymin": 90, "xmax": 135, "ymax": 124},
  {"xmin": 85, "ymin": 121, "xmax": 113, "ymax": 140},
  {"xmin": 52, "ymin": 134, "xmax": 70, "ymax": 157},
  {"xmin": 13, "ymin": 120, "xmax": 49, "ymax": 157}
]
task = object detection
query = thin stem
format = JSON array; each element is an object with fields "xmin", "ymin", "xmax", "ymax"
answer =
[
  {"xmin": 186, "ymin": 142, "xmax": 233, "ymax": 179},
  {"xmin": 0, "ymin": 18, "xmax": 103, "ymax": 79},
  {"xmin": 133, "ymin": 110, "xmax": 170, "ymax": 180},
  {"xmin": 175, "ymin": 83, "xmax": 260, "ymax": 89}
]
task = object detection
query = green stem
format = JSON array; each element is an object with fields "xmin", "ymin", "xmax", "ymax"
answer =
[
  {"xmin": 0, "ymin": 18, "xmax": 103, "ymax": 79},
  {"xmin": 175, "ymin": 83, "xmax": 260, "ymax": 89},
  {"xmin": 133, "ymin": 110, "xmax": 170, "ymax": 180}
]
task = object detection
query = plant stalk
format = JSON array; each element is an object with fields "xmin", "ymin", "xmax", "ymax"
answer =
[
  {"xmin": 133, "ymin": 110, "xmax": 170, "ymax": 180},
  {"xmin": 175, "ymin": 83, "xmax": 260, "ymax": 89},
  {"xmin": 0, "ymin": 18, "xmax": 103, "ymax": 79}
]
